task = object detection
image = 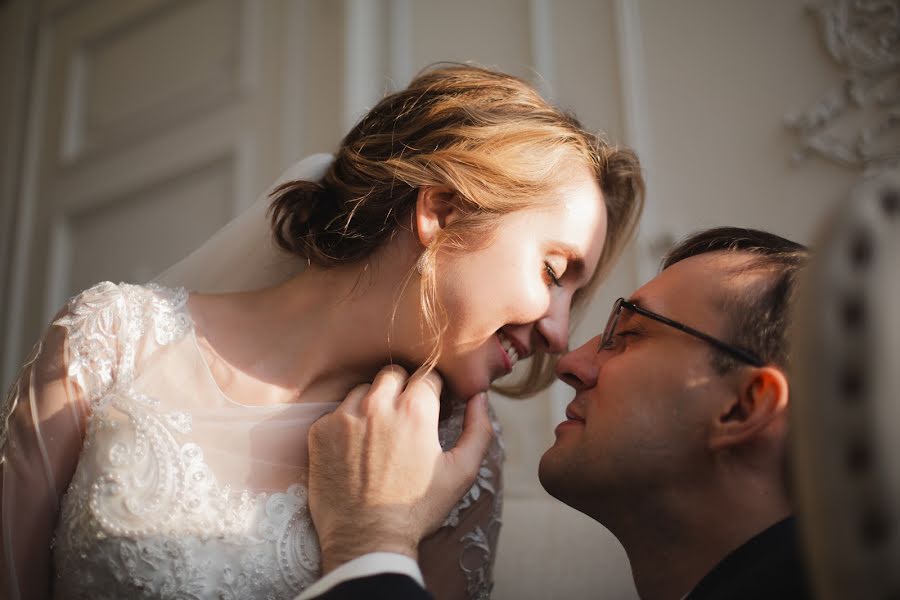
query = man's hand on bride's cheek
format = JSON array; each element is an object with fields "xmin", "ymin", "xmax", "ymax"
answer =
[{"xmin": 307, "ymin": 365, "xmax": 494, "ymax": 574}]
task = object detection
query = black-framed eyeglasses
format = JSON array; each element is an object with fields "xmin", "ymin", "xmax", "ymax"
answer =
[{"xmin": 599, "ymin": 297, "xmax": 765, "ymax": 367}]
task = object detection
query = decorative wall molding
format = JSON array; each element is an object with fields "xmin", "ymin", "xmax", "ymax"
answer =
[
  {"xmin": 60, "ymin": 0, "xmax": 245, "ymax": 165},
  {"xmin": 0, "ymin": 0, "xmax": 38, "ymax": 393},
  {"xmin": 278, "ymin": 0, "xmax": 305, "ymax": 168},
  {"xmin": 527, "ymin": 0, "xmax": 555, "ymax": 100},
  {"xmin": 2, "ymin": 11, "xmax": 51, "ymax": 391},
  {"xmin": 785, "ymin": 0, "xmax": 900, "ymax": 174},
  {"xmin": 612, "ymin": 0, "xmax": 671, "ymax": 283},
  {"xmin": 344, "ymin": 0, "xmax": 412, "ymax": 127},
  {"xmin": 388, "ymin": 0, "xmax": 413, "ymax": 91},
  {"xmin": 3, "ymin": 0, "xmax": 273, "ymax": 391},
  {"xmin": 44, "ymin": 152, "xmax": 235, "ymax": 314},
  {"xmin": 343, "ymin": 0, "xmax": 384, "ymax": 132}
]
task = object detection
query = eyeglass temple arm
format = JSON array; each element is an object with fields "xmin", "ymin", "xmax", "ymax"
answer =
[{"xmin": 624, "ymin": 301, "xmax": 766, "ymax": 368}]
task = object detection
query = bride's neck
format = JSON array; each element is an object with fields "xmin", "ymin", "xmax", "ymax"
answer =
[{"xmin": 193, "ymin": 253, "xmax": 419, "ymax": 405}]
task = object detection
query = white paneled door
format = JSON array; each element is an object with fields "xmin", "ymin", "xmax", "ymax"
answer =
[{"xmin": 4, "ymin": 0, "xmax": 298, "ymax": 384}]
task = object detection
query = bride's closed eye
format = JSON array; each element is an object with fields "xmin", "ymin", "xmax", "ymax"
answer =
[{"xmin": 544, "ymin": 261, "xmax": 564, "ymax": 288}]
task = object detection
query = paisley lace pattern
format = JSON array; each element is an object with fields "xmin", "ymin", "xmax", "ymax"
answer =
[
  {"xmin": 46, "ymin": 282, "xmax": 502, "ymax": 599},
  {"xmin": 439, "ymin": 402, "xmax": 505, "ymax": 598},
  {"xmin": 53, "ymin": 282, "xmax": 192, "ymax": 403}
]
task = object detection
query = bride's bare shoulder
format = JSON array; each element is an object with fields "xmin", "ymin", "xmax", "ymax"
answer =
[
  {"xmin": 183, "ymin": 288, "xmax": 256, "ymax": 333},
  {"xmin": 182, "ymin": 288, "xmax": 274, "ymax": 364}
]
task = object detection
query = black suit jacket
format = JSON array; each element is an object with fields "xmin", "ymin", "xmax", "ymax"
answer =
[
  {"xmin": 309, "ymin": 573, "xmax": 432, "ymax": 600},
  {"xmin": 310, "ymin": 517, "xmax": 811, "ymax": 600},
  {"xmin": 687, "ymin": 517, "xmax": 813, "ymax": 600}
]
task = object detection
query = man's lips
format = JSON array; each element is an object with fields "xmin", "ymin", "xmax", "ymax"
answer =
[
  {"xmin": 554, "ymin": 418, "xmax": 583, "ymax": 436},
  {"xmin": 565, "ymin": 403, "xmax": 585, "ymax": 422},
  {"xmin": 554, "ymin": 403, "xmax": 585, "ymax": 435}
]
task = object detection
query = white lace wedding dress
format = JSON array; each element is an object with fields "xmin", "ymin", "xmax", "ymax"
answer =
[{"xmin": 1, "ymin": 281, "xmax": 504, "ymax": 600}]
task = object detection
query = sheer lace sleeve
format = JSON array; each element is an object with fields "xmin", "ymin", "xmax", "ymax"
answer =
[
  {"xmin": 419, "ymin": 404, "xmax": 505, "ymax": 600},
  {"xmin": 1, "ymin": 282, "xmax": 128, "ymax": 600}
]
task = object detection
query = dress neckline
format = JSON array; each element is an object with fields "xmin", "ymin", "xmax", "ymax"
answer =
[{"xmin": 181, "ymin": 291, "xmax": 339, "ymax": 411}]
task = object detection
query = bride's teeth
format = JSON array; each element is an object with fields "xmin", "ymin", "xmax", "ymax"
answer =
[{"xmin": 498, "ymin": 331, "xmax": 519, "ymax": 366}]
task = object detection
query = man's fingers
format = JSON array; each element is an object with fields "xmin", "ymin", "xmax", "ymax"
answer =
[
  {"xmin": 400, "ymin": 369, "xmax": 443, "ymax": 422},
  {"xmin": 402, "ymin": 369, "xmax": 442, "ymax": 403},
  {"xmin": 364, "ymin": 365, "xmax": 409, "ymax": 408},
  {"xmin": 338, "ymin": 383, "xmax": 371, "ymax": 415},
  {"xmin": 444, "ymin": 393, "xmax": 493, "ymax": 487}
]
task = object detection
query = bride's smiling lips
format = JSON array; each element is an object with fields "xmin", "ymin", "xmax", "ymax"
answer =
[
  {"xmin": 494, "ymin": 330, "xmax": 529, "ymax": 377},
  {"xmin": 494, "ymin": 333, "xmax": 512, "ymax": 375}
]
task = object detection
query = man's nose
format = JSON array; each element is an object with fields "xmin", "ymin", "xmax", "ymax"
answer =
[{"xmin": 555, "ymin": 337, "xmax": 600, "ymax": 390}]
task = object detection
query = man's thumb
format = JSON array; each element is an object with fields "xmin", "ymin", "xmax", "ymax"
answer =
[{"xmin": 445, "ymin": 393, "xmax": 493, "ymax": 488}]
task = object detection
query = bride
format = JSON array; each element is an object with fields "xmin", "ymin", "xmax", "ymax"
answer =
[{"xmin": 0, "ymin": 64, "xmax": 643, "ymax": 600}]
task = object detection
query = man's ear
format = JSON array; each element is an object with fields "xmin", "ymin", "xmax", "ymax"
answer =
[
  {"xmin": 709, "ymin": 366, "xmax": 789, "ymax": 451},
  {"xmin": 415, "ymin": 186, "xmax": 463, "ymax": 247}
]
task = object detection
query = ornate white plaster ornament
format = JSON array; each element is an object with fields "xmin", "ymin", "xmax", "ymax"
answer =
[{"xmin": 785, "ymin": 0, "xmax": 900, "ymax": 173}]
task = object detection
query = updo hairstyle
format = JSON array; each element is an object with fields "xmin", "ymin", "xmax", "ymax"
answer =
[{"xmin": 270, "ymin": 64, "xmax": 644, "ymax": 396}]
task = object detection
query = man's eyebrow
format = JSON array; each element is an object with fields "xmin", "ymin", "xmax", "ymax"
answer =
[
  {"xmin": 621, "ymin": 295, "xmax": 658, "ymax": 325},
  {"xmin": 626, "ymin": 294, "xmax": 647, "ymax": 309}
]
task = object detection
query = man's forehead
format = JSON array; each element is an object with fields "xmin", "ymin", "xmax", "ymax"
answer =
[{"xmin": 628, "ymin": 253, "xmax": 754, "ymax": 322}]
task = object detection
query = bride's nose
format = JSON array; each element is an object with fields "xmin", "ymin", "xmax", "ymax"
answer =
[{"xmin": 533, "ymin": 300, "xmax": 570, "ymax": 354}]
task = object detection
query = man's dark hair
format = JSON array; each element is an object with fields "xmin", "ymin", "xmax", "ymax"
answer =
[{"xmin": 661, "ymin": 227, "xmax": 809, "ymax": 373}]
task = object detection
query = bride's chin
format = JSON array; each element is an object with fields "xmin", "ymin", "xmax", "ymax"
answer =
[
  {"xmin": 438, "ymin": 377, "xmax": 467, "ymax": 404},
  {"xmin": 442, "ymin": 377, "xmax": 490, "ymax": 405},
  {"xmin": 431, "ymin": 358, "xmax": 492, "ymax": 403}
]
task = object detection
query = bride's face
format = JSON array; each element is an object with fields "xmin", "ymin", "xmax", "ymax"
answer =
[{"xmin": 429, "ymin": 166, "xmax": 607, "ymax": 400}]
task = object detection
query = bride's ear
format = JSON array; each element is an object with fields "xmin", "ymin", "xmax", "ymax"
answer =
[{"xmin": 415, "ymin": 186, "xmax": 464, "ymax": 247}]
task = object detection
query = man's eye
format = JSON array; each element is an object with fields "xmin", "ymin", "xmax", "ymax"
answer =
[
  {"xmin": 544, "ymin": 262, "xmax": 562, "ymax": 288},
  {"xmin": 599, "ymin": 336, "xmax": 617, "ymax": 351},
  {"xmin": 599, "ymin": 329, "xmax": 641, "ymax": 351}
]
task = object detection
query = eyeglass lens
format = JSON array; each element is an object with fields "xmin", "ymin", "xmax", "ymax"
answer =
[{"xmin": 601, "ymin": 298, "xmax": 624, "ymax": 348}]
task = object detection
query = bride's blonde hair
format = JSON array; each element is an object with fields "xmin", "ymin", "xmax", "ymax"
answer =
[{"xmin": 270, "ymin": 63, "xmax": 644, "ymax": 396}]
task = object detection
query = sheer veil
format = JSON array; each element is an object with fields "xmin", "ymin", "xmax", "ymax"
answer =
[
  {"xmin": 154, "ymin": 153, "xmax": 334, "ymax": 292},
  {"xmin": 0, "ymin": 152, "xmax": 503, "ymax": 600}
]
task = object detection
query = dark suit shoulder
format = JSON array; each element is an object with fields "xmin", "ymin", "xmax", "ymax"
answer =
[
  {"xmin": 687, "ymin": 517, "xmax": 813, "ymax": 600},
  {"xmin": 310, "ymin": 573, "xmax": 434, "ymax": 600}
]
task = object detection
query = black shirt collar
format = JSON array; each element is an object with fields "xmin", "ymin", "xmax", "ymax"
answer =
[{"xmin": 686, "ymin": 517, "xmax": 812, "ymax": 600}]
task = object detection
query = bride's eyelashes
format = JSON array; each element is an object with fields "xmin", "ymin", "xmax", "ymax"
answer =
[{"xmin": 544, "ymin": 261, "xmax": 563, "ymax": 288}]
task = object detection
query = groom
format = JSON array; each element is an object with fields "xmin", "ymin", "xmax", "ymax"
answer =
[{"xmin": 298, "ymin": 227, "xmax": 813, "ymax": 600}]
